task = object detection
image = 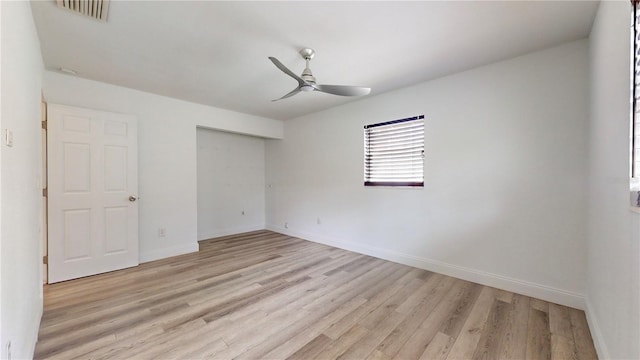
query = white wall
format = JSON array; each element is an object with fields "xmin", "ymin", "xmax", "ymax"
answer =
[
  {"xmin": 197, "ymin": 128, "xmax": 265, "ymax": 240},
  {"xmin": 0, "ymin": 1, "xmax": 45, "ymax": 359},
  {"xmin": 43, "ymin": 72, "xmax": 283, "ymax": 262},
  {"xmin": 266, "ymin": 39, "xmax": 589, "ymax": 309},
  {"xmin": 587, "ymin": 1, "xmax": 640, "ymax": 359}
]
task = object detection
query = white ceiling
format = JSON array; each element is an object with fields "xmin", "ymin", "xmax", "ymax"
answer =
[{"xmin": 31, "ymin": 1, "xmax": 599, "ymax": 121}]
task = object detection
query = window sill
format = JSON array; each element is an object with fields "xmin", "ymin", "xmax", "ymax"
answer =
[{"xmin": 364, "ymin": 186, "xmax": 424, "ymax": 190}]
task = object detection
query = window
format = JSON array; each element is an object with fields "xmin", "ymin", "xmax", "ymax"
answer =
[
  {"xmin": 364, "ymin": 115, "xmax": 425, "ymax": 187},
  {"xmin": 632, "ymin": 1, "xmax": 640, "ymax": 183}
]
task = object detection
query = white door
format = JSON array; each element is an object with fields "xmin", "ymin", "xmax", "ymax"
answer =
[{"xmin": 48, "ymin": 104, "xmax": 138, "ymax": 283}]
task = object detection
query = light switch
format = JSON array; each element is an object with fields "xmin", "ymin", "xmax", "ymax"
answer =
[{"xmin": 4, "ymin": 129, "xmax": 14, "ymax": 147}]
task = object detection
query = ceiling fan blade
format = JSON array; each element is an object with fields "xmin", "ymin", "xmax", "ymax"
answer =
[
  {"xmin": 269, "ymin": 57, "xmax": 305, "ymax": 87},
  {"xmin": 314, "ymin": 84, "xmax": 371, "ymax": 97},
  {"xmin": 272, "ymin": 87, "xmax": 301, "ymax": 102}
]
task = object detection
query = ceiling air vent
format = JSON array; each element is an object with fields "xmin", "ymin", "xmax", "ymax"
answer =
[{"xmin": 56, "ymin": 0, "xmax": 110, "ymax": 21}]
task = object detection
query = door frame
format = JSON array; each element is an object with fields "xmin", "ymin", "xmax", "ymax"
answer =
[{"xmin": 41, "ymin": 94, "xmax": 48, "ymax": 284}]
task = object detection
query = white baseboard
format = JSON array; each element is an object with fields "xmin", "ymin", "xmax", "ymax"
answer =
[
  {"xmin": 140, "ymin": 242, "xmax": 199, "ymax": 263},
  {"xmin": 266, "ymin": 224, "xmax": 585, "ymax": 310},
  {"xmin": 140, "ymin": 224, "xmax": 265, "ymax": 264},
  {"xmin": 197, "ymin": 224, "xmax": 265, "ymax": 241},
  {"xmin": 584, "ymin": 298, "xmax": 610, "ymax": 360}
]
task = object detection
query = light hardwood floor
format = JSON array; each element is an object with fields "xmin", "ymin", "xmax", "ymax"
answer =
[{"xmin": 35, "ymin": 230, "xmax": 598, "ymax": 359}]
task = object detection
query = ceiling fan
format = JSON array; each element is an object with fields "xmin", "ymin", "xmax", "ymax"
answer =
[{"xmin": 268, "ymin": 48, "xmax": 371, "ymax": 101}]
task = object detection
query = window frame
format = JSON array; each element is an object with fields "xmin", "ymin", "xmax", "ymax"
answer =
[
  {"xmin": 632, "ymin": 1, "xmax": 639, "ymax": 183},
  {"xmin": 631, "ymin": 2, "xmax": 640, "ymax": 204},
  {"xmin": 363, "ymin": 115, "xmax": 425, "ymax": 188}
]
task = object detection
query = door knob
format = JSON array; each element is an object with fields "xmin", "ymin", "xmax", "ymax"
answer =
[{"xmin": 129, "ymin": 195, "xmax": 137, "ymax": 202}]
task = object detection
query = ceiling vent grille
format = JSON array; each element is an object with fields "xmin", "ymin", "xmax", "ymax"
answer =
[{"xmin": 56, "ymin": 0, "xmax": 110, "ymax": 21}]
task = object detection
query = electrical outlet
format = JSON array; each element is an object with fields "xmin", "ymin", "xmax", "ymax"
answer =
[
  {"xmin": 7, "ymin": 340, "xmax": 11, "ymax": 360},
  {"xmin": 317, "ymin": 217, "xmax": 321, "ymax": 225},
  {"xmin": 158, "ymin": 228, "xmax": 166, "ymax": 237},
  {"xmin": 241, "ymin": 210, "xmax": 245, "ymax": 215},
  {"xmin": 284, "ymin": 222, "xmax": 289, "ymax": 229}
]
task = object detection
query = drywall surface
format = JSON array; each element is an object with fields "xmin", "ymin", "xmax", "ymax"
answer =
[
  {"xmin": 587, "ymin": 1, "xmax": 640, "ymax": 359},
  {"xmin": 43, "ymin": 71, "xmax": 282, "ymax": 262},
  {"xmin": 0, "ymin": 1, "xmax": 44, "ymax": 358},
  {"xmin": 197, "ymin": 128, "xmax": 265, "ymax": 240},
  {"xmin": 266, "ymin": 40, "xmax": 589, "ymax": 308}
]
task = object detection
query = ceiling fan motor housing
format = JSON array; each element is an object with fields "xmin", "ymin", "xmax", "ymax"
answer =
[{"xmin": 301, "ymin": 67, "xmax": 316, "ymax": 84}]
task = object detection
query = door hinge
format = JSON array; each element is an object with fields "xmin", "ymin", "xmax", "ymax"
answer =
[
  {"xmin": 43, "ymin": 255, "xmax": 48, "ymax": 265},
  {"xmin": 41, "ymin": 120, "xmax": 47, "ymax": 130},
  {"xmin": 42, "ymin": 188, "xmax": 48, "ymax": 197}
]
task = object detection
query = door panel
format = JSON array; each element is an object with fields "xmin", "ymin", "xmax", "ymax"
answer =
[
  {"xmin": 104, "ymin": 145, "xmax": 127, "ymax": 191},
  {"xmin": 104, "ymin": 207, "xmax": 128, "ymax": 254},
  {"xmin": 48, "ymin": 104, "xmax": 138, "ymax": 283},
  {"xmin": 63, "ymin": 209, "xmax": 92, "ymax": 260},
  {"xmin": 63, "ymin": 143, "xmax": 91, "ymax": 192}
]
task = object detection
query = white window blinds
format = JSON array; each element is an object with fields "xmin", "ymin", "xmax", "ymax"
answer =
[{"xmin": 364, "ymin": 115, "xmax": 425, "ymax": 187}]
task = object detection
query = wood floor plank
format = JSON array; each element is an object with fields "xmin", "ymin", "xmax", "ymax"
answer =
[
  {"xmin": 120, "ymin": 319, "xmax": 211, "ymax": 360},
  {"xmin": 319, "ymin": 267, "xmax": 413, "ymax": 340},
  {"xmin": 531, "ymin": 298, "xmax": 550, "ymax": 314},
  {"xmin": 358, "ymin": 277, "xmax": 425, "ymax": 330},
  {"xmin": 569, "ymin": 307, "xmax": 598, "ymax": 360},
  {"xmin": 244, "ymin": 296, "xmax": 369, "ymax": 359},
  {"xmin": 472, "ymin": 297, "xmax": 511, "ymax": 360},
  {"xmin": 228, "ymin": 265, "xmax": 398, "ymax": 359},
  {"xmin": 99, "ymin": 318, "xmax": 207, "ymax": 360},
  {"xmin": 44, "ymin": 334, "xmax": 116, "ymax": 360},
  {"xmin": 445, "ymin": 286, "xmax": 496, "ymax": 360},
  {"xmin": 498, "ymin": 293, "xmax": 530, "ymax": 360},
  {"xmin": 395, "ymin": 272, "xmax": 443, "ymax": 315},
  {"xmin": 549, "ymin": 303, "xmax": 574, "ymax": 339},
  {"xmin": 438, "ymin": 282, "xmax": 484, "ymax": 338},
  {"xmin": 338, "ymin": 311, "xmax": 406, "ymax": 360},
  {"xmin": 231, "ymin": 264, "xmax": 390, "ymax": 359},
  {"xmin": 171, "ymin": 336, "xmax": 228, "ymax": 359},
  {"xmin": 34, "ymin": 231, "xmax": 598, "ymax": 360},
  {"xmin": 395, "ymin": 280, "xmax": 470, "ymax": 360},
  {"xmin": 312, "ymin": 324, "xmax": 369, "ymax": 360},
  {"xmin": 419, "ymin": 331, "xmax": 455, "ymax": 360},
  {"xmin": 551, "ymin": 334, "xmax": 579, "ymax": 360},
  {"xmin": 79, "ymin": 322, "xmax": 168, "ymax": 359},
  {"xmin": 375, "ymin": 275, "xmax": 455, "ymax": 357},
  {"xmin": 526, "ymin": 308, "xmax": 551, "ymax": 360},
  {"xmin": 366, "ymin": 349, "xmax": 393, "ymax": 360},
  {"xmin": 214, "ymin": 283, "xmax": 336, "ymax": 358},
  {"xmin": 286, "ymin": 334, "xmax": 333, "ymax": 360},
  {"xmin": 496, "ymin": 289, "xmax": 514, "ymax": 304}
]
